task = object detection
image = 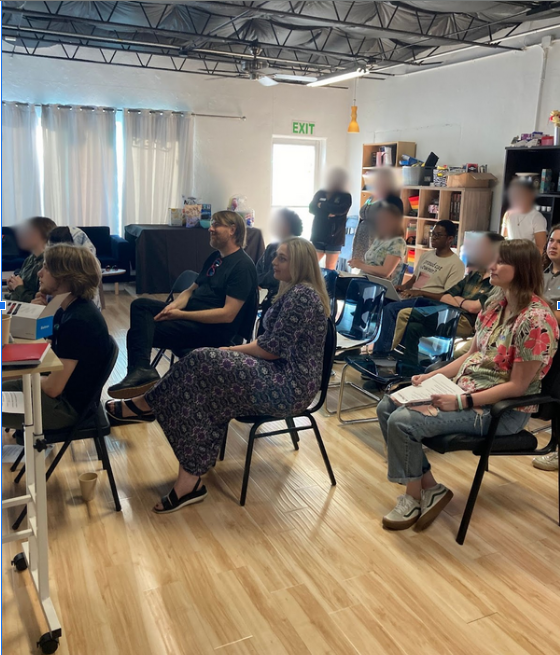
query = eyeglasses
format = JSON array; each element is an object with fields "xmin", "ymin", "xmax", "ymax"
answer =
[
  {"xmin": 431, "ymin": 231, "xmax": 447, "ymax": 238},
  {"xmin": 206, "ymin": 257, "xmax": 223, "ymax": 277}
]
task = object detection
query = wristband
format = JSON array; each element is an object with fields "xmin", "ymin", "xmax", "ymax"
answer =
[
  {"xmin": 465, "ymin": 393, "xmax": 474, "ymax": 409},
  {"xmin": 456, "ymin": 394, "xmax": 463, "ymax": 411},
  {"xmin": 459, "ymin": 299, "xmax": 466, "ymax": 309}
]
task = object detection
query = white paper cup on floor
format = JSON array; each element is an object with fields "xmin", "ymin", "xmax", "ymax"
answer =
[
  {"xmin": 79, "ymin": 472, "xmax": 98, "ymax": 502},
  {"xmin": 2, "ymin": 314, "xmax": 12, "ymax": 346}
]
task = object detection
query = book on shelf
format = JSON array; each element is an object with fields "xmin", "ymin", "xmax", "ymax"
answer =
[{"xmin": 450, "ymin": 192, "xmax": 462, "ymax": 222}]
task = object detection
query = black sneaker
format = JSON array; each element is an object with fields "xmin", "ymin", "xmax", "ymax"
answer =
[{"xmin": 108, "ymin": 367, "xmax": 161, "ymax": 400}]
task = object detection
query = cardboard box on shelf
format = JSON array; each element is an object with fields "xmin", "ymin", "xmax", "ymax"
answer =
[{"xmin": 446, "ymin": 172, "xmax": 497, "ymax": 188}]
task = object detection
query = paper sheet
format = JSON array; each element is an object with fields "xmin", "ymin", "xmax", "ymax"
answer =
[
  {"xmin": 336, "ymin": 334, "xmax": 370, "ymax": 351},
  {"xmin": 2, "ymin": 391, "xmax": 25, "ymax": 414},
  {"xmin": 390, "ymin": 374, "xmax": 463, "ymax": 406}
]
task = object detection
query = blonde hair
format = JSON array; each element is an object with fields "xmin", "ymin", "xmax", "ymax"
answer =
[
  {"xmin": 274, "ymin": 237, "xmax": 331, "ymax": 317},
  {"xmin": 212, "ymin": 210, "xmax": 247, "ymax": 247},
  {"xmin": 44, "ymin": 244, "xmax": 101, "ymax": 301}
]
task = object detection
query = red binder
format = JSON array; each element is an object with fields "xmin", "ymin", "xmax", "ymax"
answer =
[{"xmin": 2, "ymin": 342, "xmax": 51, "ymax": 366}]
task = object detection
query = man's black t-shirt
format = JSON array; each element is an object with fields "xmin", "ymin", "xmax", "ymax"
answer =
[
  {"xmin": 190, "ymin": 248, "xmax": 257, "ymax": 337},
  {"xmin": 51, "ymin": 299, "xmax": 112, "ymax": 414}
]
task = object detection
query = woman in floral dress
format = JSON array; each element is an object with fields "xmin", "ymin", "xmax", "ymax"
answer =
[
  {"xmin": 377, "ymin": 239, "xmax": 559, "ymax": 532},
  {"xmin": 107, "ymin": 237, "xmax": 331, "ymax": 513}
]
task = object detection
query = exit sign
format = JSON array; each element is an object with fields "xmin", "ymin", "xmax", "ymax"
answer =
[{"xmin": 292, "ymin": 121, "xmax": 316, "ymax": 135}]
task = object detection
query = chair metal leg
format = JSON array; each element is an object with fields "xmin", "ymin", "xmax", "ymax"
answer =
[
  {"xmin": 9, "ymin": 448, "xmax": 25, "ymax": 473},
  {"xmin": 97, "ymin": 435, "xmax": 121, "ymax": 512},
  {"xmin": 94, "ymin": 437, "xmax": 103, "ymax": 463},
  {"xmin": 456, "ymin": 453, "xmax": 489, "ymax": 545},
  {"xmin": 219, "ymin": 433, "xmax": 227, "ymax": 461},
  {"xmin": 14, "ymin": 464, "xmax": 26, "ymax": 484},
  {"xmin": 240, "ymin": 425, "xmax": 258, "ymax": 506},
  {"xmin": 336, "ymin": 364, "xmax": 380, "ymax": 425},
  {"xmin": 308, "ymin": 414, "xmax": 336, "ymax": 487},
  {"xmin": 286, "ymin": 417, "xmax": 299, "ymax": 450}
]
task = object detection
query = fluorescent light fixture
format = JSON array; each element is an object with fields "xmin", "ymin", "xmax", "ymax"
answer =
[{"xmin": 308, "ymin": 67, "xmax": 368, "ymax": 87}]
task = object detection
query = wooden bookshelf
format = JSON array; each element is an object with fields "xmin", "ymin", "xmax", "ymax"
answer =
[
  {"xmin": 401, "ymin": 185, "xmax": 493, "ymax": 272},
  {"xmin": 360, "ymin": 141, "xmax": 416, "ymax": 206}
]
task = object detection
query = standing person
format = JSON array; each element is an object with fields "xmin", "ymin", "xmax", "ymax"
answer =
[
  {"xmin": 352, "ymin": 168, "xmax": 404, "ymax": 262},
  {"xmin": 378, "ymin": 240, "xmax": 558, "ymax": 531},
  {"xmin": 309, "ymin": 168, "xmax": 352, "ymax": 270},
  {"xmin": 4, "ymin": 216, "xmax": 57, "ymax": 303},
  {"xmin": 2, "ymin": 244, "xmax": 112, "ymax": 431},
  {"xmin": 108, "ymin": 211, "xmax": 257, "ymax": 399},
  {"xmin": 256, "ymin": 208, "xmax": 303, "ymax": 317},
  {"xmin": 533, "ymin": 223, "xmax": 560, "ymax": 472},
  {"xmin": 348, "ymin": 202, "xmax": 407, "ymax": 285},
  {"xmin": 106, "ymin": 238, "xmax": 331, "ymax": 514},
  {"xmin": 501, "ymin": 180, "xmax": 547, "ymax": 253},
  {"xmin": 375, "ymin": 220, "xmax": 465, "ymax": 353}
]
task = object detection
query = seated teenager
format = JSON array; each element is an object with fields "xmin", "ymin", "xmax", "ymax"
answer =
[
  {"xmin": 4, "ymin": 216, "xmax": 57, "ymax": 303},
  {"xmin": 501, "ymin": 179, "xmax": 547, "ymax": 253},
  {"xmin": 257, "ymin": 208, "xmax": 303, "ymax": 317},
  {"xmin": 395, "ymin": 232, "xmax": 504, "ymax": 364},
  {"xmin": 32, "ymin": 226, "xmax": 101, "ymax": 309},
  {"xmin": 353, "ymin": 168, "xmax": 404, "ymax": 262},
  {"xmin": 348, "ymin": 201, "xmax": 407, "ymax": 285},
  {"xmin": 533, "ymin": 224, "xmax": 560, "ymax": 472},
  {"xmin": 377, "ymin": 239, "xmax": 559, "ymax": 532},
  {"xmin": 106, "ymin": 238, "xmax": 330, "ymax": 514},
  {"xmin": 108, "ymin": 211, "xmax": 257, "ymax": 400},
  {"xmin": 375, "ymin": 220, "xmax": 465, "ymax": 353},
  {"xmin": 2, "ymin": 244, "xmax": 112, "ymax": 431}
]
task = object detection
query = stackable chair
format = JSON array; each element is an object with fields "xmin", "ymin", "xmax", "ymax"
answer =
[
  {"xmin": 220, "ymin": 319, "xmax": 337, "ymax": 505},
  {"xmin": 336, "ymin": 303, "xmax": 461, "ymax": 424},
  {"xmin": 325, "ymin": 279, "xmax": 386, "ymax": 414},
  {"xmin": 423, "ymin": 350, "xmax": 560, "ymax": 545},
  {"xmin": 11, "ymin": 337, "xmax": 121, "ymax": 530},
  {"xmin": 150, "ymin": 269, "xmax": 198, "ymax": 369}
]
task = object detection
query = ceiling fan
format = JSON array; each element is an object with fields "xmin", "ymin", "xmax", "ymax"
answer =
[{"xmin": 237, "ymin": 45, "xmax": 317, "ymax": 86}]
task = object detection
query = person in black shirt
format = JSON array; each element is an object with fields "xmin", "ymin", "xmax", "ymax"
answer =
[
  {"xmin": 256, "ymin": 208, "xmax": 303, "ymax": 318},
  {"xmin": 2, "ymin": 244, "xmax": 111, "ymax": 431},
  {"xmin": 108, "ymin": 211, "xmax": 258, "ymax": 399},
  {"xmin": 309, "ymin": 168, "xmax": 352, "ymax": 270}
]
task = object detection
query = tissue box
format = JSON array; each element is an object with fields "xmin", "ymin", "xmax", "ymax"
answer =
[{"xmin": 3, "ymin": 294, "xmax": 68, "ymax": 339}]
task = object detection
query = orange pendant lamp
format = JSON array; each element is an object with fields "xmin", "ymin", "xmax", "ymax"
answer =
[{"xmin": 348, "ymin": 79, "xmax": 360, "ymax": 132}]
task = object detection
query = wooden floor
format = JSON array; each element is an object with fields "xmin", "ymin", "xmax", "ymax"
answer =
[{"xmin": 3, "ymin": 289, "xmax": 560, "ymax": 655}]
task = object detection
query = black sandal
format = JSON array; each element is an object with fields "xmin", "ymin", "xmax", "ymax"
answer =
[
  {"xmin": 105, "ymin": 398, "xmax": 156, "ymax": 426},
  {"xmin": 153, "ymin": 478, "xmax": 208, "ymax": 514}
]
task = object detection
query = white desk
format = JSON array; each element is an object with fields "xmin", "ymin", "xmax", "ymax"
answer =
[{"xmin": 2, "ymin": 347, "xmax": 64, "ymax": 654}]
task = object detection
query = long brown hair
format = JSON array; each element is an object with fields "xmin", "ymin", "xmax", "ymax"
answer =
[
  {"xmin": 491, "ymin": 239, "xmax": 544, "ymax": 312},
  {"xmin": 542, "ymin": 223, "xmax": 560, "ymax": 270},
  {"xmin": 44, "ymin": 244, "xmax": 101, "ymax": 300},
  {"xmin": 274, "ymin": 237, "xmax": 331, "ymax": 317}
]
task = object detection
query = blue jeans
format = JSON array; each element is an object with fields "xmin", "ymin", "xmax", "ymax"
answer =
[
  {"xmin": 377, "ymin": 395, "xmax": 530, "ymax": 484},
  {"xmin": 376, "ymin": 298, "xmax": 432, "ymax": 353}
]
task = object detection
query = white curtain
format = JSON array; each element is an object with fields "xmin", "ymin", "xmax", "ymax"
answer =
[
  {"xmin": 1, "ymin": 102, "xmax": 42, "ymax": 225},
  {"xmin": 122, "ymin": 110, "xmax": 193, "ymax": 225},
  {"xmin": 42, "ymin": 105, "xmax": 119, "ymax": 233}
]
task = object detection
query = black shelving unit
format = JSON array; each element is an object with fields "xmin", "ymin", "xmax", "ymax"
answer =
[{"xmin": 501, "ymin": 146, "xmax": 560, "ymax": 231}]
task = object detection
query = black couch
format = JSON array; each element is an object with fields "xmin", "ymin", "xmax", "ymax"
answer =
[{"xmin": 2, "ymin": 226, "xmax": 132, "ymax": 280}]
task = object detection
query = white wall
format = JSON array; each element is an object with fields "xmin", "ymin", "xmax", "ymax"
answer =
[
  {"xmin": 348, "ymin": 41, "xmax": 560, "ymax": 228},
  {"xmin": 1, "ymin": 54, "xmax": 350, "ymax": 242}
]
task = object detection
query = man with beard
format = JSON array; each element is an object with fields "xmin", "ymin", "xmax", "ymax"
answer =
[{"xmin": 108, "ymin": 211, "xmax": 257, "ymax": 399}]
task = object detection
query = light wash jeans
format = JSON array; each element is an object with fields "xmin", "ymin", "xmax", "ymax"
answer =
[{"xmin": 377, "ymin": 395, "xmax": 530, "ymax": 484}]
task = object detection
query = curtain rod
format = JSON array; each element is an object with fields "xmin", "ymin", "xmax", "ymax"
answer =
[{"xmin": 1, "ymin": 101, "xmax": 246, "ymax": 120}]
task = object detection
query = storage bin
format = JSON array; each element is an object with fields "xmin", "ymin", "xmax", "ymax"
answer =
[{"xmin": 402, "ymin": 166, "xmax": 423, "ymax": 186}]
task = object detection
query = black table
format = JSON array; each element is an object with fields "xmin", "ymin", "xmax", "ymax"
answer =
[{"xmin": 125, "ymin": 224, "xmax": 265, "ymax": 294}]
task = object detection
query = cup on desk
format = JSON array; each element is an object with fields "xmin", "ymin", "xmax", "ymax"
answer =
[
  {"xmin": 1, "ymin": 314, "xmax": 12, "ymax": 346},
  {"xmin": 79, "ymin": 472, "xmax": 98, "ymax": 502}
]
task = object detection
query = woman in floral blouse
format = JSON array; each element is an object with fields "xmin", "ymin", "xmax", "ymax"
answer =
[
  {"xmin": 377, "ymin": 239, "xmax": 559, "ymax": 532},
  {"xmin": 107, "ymin": 237, "xmax": 330, "ymax": 514}
]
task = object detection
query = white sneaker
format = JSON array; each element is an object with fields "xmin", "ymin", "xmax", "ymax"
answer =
[
  {"xmin": 382, "ymin": 494, "xmax": 421, "ymax": 530},
  {"xmin": 532, "ymin": 452, "xmax": 558, "ymax": 471},
  {"xmin": 415, "ymin": 484, "xmax": 453, "ymax": 532}
]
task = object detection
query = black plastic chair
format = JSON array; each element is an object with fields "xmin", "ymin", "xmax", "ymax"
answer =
[
  {"xmin": 423, "ymin": 350, "xmax": 560, "ymax": 545},
  {"xmin": 321, "ymin": 268, "xmax": 339, "ymax": 320},
  {"xmin": 219, "ymin": 318, "xmax": 337, "ymax": 505},
  {"xmin": 11, "ymin": 336, "xmax": 121, "ymax": 530},
  {"xmin": 337, "ymin": 304, "xmax": 462, "ymax": 424},
  {"xmin": 151, "ymin": 270, "xmax": 198, "ymax": 368}
]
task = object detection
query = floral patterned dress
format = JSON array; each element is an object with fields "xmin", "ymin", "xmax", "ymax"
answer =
[
  {"xmin": 146, "ymin": 284, "xmax": 328, "ymax": 475},
  {"xmin": 455, "ymin": 294, "xmax": 559, "ymax": 411}
]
